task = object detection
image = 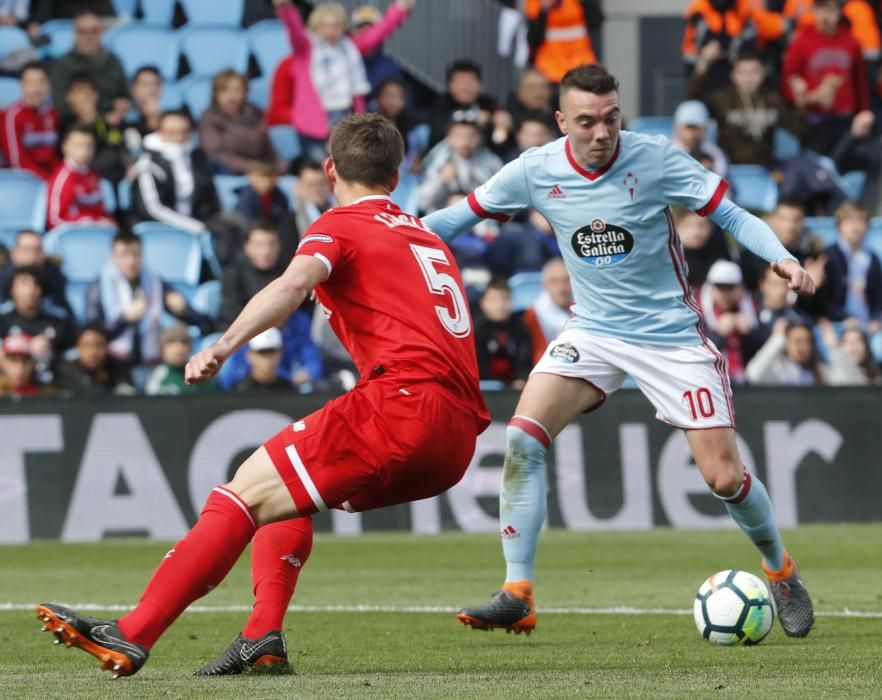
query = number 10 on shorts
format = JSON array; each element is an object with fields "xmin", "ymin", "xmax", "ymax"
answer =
[{"xmin": 683, "ymin": 388, "xmax": 715, "ymax": 420}]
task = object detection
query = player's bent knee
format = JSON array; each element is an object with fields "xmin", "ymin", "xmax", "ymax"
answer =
[{"xmin": 704, "ymin": 463, "xmax": 744, "ymax": 497}]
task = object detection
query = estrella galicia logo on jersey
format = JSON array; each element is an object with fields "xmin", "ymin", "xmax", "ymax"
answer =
[
  {"xmin": 550, "ymin": 342, "xmax": 579, "ymax": 363},
  {"xmin": 571, "ymin": 218, "xmax": 634, "ymax": 267},
  {"xmin": 297, "ymin": 234, "xmax": 333, "ymax": 250}
]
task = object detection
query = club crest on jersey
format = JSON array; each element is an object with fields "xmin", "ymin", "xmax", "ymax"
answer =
[
  {"xmin": 623, "ymin": 171, "xmax": 638, "ymax": 201},
  {"xmin": 549, "ymin": 342, "xmax": 579, "ymax": 363},
  {"xmin": 571, "ymin": 218, "xmax": 634, "ymax": 267}
]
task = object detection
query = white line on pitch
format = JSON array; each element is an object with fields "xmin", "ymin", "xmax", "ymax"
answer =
[{"xmin": 4, "ymin": 603, "xmax": 882, "ymax": 618}]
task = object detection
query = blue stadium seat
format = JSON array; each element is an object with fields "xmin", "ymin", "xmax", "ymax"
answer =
[
  {"xmin": 139, "ymin": 0, "xmax": 176, "ymax": 25},
  {"xmin": 277, "ymin": 175, "xmax": 297, "ymax": 209},
  {"xmin": 247, "ymin": 20, "xmax": 288, "ymax": 76},
  {"xmin": 508, "ymin": 271, "xmax": 543, "ymax": 312},
  {"xmin": 804, "ymin": 216, "xmax": 838, "ymax": 246},
  {"xmin": 0, "ymin": 26, "xmax": 30, "ymax": 60},
  {"xmin": 177, "ymin": 74, "xmax": 213, "ymax": 119},
  {"xmin": 871, "ymin": 331, "xmax": 882, "ymax": 363},
  {"xmin": 100, "ymin": 179, "xmax": 116, "ymax": 213},
  {"xmin": 865, "ymin": 219, "xmax": 882, "ymax": 262},
  {"xmin": 0, "ymin": 227, "xmax": 20, "ymax": 249},
  {"xmin": 106, "ymin": 24, "xmax": 180, "ymax": 80},
  {"xmin": 268, "ymin": 125, "xmax": 302, "ymax": 163},
  {"xmin": 42, "ymin": 223, "xmax": 116, "ymax": 282},
  {"xmin": 179, "ymin": 26, "xmax": 249, "ymax": 77},
  {"xmin": 180, "ymin": 0, "xmax": 244, "ymax": 26},
  {"xmin": 773, "ymin": 128, "xmax": 801, "ymax": 161},
  {"xmin": 391, "ymin": 172, "xmax": 420, "ymax": 215},
  {"xmin": 159, "ymin": 81, "xmax": 183, "ymax": 110},
  {"xmin": 111, "ymin": 0, "xmax": 138, "ymax": 18},
  {"xmin": 248, "ymin": 76, "xmax": 269, "ymax": 110},
  {"xmin": 133, "ymin": 222, "xmax": 203, "ymax": 287},
  {"xmin": 117, "ymin": 179, "xmax": 132, "ymax": 211},
  {"xmin": 0, "ymin": 76, "xmax": 19, "ymax": 109},
  {"xmin": 727, "ymin": 165, "xmax": 778, "ymax": 212},
  {"xmin": 39, "ymin": 19, "xmax": 74, "ymax": 58},
  {"xmin": 841, "ymin": 170, "xmax": 867, "ymax": 200},
  {"xmin": 214, "ymin": 174, "xmax": 248, "ymax": 211},
  {"xmin": 627, "ymin": 116, "xmax": 673, "ymax": 139},
  {"xmin": 0, "ymin": 169, "xmax": 46, "ymax": 231},
  {"xmin": 65, "ymin": 281, "xmax": 91, "ymax": 323},
  {"xmin": 192, "ymin": 280, "xmax": 222, "ymax": 318}
]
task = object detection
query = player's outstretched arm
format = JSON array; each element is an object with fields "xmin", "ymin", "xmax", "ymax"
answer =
[
  {"xmin": 185, "ymin": 256, "xmax": 328, "ymax": 384},
  {"xmin": 422, "ymin": 196, "xmax": 483, "ymax": 244},
  {"xmin": 708, "ymin": 199, "xmax": 815, "ymax": 294}
]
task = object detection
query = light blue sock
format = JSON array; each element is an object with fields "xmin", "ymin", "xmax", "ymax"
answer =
[
  {"xmin": 501, "ymin": 417, "xmax": 550, "ymax": 583},
  {"xmin": 717, "ymin": 470, "xmax": 786, "ymax": 571}
]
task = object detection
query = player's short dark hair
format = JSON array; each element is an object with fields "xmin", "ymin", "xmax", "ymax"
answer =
[
  {"xmin": 133, "ymin": 65, "xmax": 162, "ymax": 82},
  {"xmin": 560, "ymin": 64, "xmax": 619, "ymax": 97},
  {"xmin": 11, "ymin": 265, "xmax": 43, "ymax": 289},
  {"xmin": 446, "ymin": 59, "xmax": 482, "ymax": 82},
  {"xmin": 113, "ymin": 230, "xmax": 141, "ymax": 247},
  {"xmin": 245, "ymin": 222, "xmax": 279, "ymax": 241},
  {"xmin": 19, "ymin": 61, "xmax": 48, "ymax": 79},
  {"xmin": 159, "ymin": 109, "xmax": 194, "ymax": 128},
  {"xmin": 328, "ymin": 113, "xmax": 403, "ymax": 188}
]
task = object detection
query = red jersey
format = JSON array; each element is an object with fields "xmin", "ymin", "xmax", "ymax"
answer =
[
  {"xmin": 296, "ymin": 195, "xmax": 490, "ymax": 431},
  {"xmin": 46, "ymin": 157, "xmax": 108, "ymax": 229},
  {"xmin": 782, "ymin": 24, "xmax": 869, "ymax": 116},
  {"xmin": 1, "ymin": 101, "xmax": 59, "ymax": 180}
]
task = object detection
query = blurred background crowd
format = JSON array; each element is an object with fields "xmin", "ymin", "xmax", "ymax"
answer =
[{"xmin": 0, "ymin": 0, "xmax": 880, "ymax": 399}]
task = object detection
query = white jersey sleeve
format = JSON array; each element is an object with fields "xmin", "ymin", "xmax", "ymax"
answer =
[
  {"xmin": 467, "ymin": 156, "xmax": 531, "ymax": 221},
  {"xmin": 661, "ymin": 141, "xmax": 728, "ymax": 217}
]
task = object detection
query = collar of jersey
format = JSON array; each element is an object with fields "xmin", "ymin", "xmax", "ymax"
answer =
[
  {"xmin": 349, "ymin": 194, "xmax": 393, "ymax": 206},
  {"xmin": 565, "ymin": 137, "xmax": 620, "ymax": 181}
]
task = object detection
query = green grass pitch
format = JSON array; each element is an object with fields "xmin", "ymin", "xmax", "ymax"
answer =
[{"xmin": 1, "ymin": 524, "xmax": 880, "ymax": 698}]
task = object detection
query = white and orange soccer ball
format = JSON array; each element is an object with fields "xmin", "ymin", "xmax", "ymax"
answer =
[{"xmin": 693, "ymin": 569, "xmax": 775, "ymax": 645}]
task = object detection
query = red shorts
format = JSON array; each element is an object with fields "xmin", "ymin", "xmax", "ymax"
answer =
[{"xmin": 263, "ymin": 376, "xmax": 479, "ymax": 515}]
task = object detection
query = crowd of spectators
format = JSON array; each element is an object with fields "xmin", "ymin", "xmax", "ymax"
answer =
[{"xmin": 0, "ymin": 0, "xmax": 880, "ymax": 398}]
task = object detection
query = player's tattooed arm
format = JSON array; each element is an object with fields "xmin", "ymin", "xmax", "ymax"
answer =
[{"xmin": 185, "ymin": 256, "xmax": 328, "ymax": 384}]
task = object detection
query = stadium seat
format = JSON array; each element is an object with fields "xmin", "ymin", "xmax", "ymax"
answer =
[
  {"xmin": 65, "ymin": 281, "xmax": 91, "ymax": 323},
  {"xmin": 773, "ymin": 128, "xmax": 801, "ymax": 161},
  {"xmin": 159, "ymin": 81, "xmax": 183, "ymax": 110},
  {"xmin": 865, "ymin": 219, "xmax": 882, "ymax": 261},
  {"xmin": 133, "ymin": 222, "xmax": 203, "ymax": 287},
  {"xmin": 247, "ymin": 20, "xmax": 288, "ymax": 76},
  {"xmin": 871, "ymin": 331, "xmax": 882, "ymax": 363},
  {"xmin": 727, "ymin": 165, "xmax": 778, "ymax": 212},
  {"xmin": 42, "ymin": 223, "xmax": 116, "ymax": 282},
  {"xmin": 391, "ymin": 171, "xmax": 420, "ymax": 215},
  {"xmin": 100, "ymin": 179, "xmax": 116, "ymax": 213},
  {"xmin": 105, "ymin": 24, "xmax": 180, "ymax": 80},
  {"xmin": 111, "ymin": 0, "xmax": 138, "ymax": 18},
  {"xmin": 627, "ymin": 116, "xmax": 673, "ymax": 139},
  {"xmin": 804, "ymin": 217, "xmax": 838, "ymax": 246},
  {"xmin": 179, "ymin": 26, "xmax": 249, "ymax": 77},
  {"xmin": 268, "ymin": 125, "xmax": 302, "ymax": 163},
  {"xmin": 192, "ymin": 280, "xmax": 221, "ymax": 318},
  {"xmin": 277, "ymin": 175, "xmax": 297, "ymax": 209},
  {"xmin": 117, "ymin": 179, "xmax": 132, "ymax": 211},
  {"xmin": 138, "ymin": 0, "xmax": 176, "ymax": 25},
  {"xmin": 0, "ymin": 227, "xmax": 20, "ymax": 249},
  {"xmin": 177, "ymin": 74, "xmax": 213, "ymax": 119},
  {"xmin": 508, "ymin": 271, "xmax": 543, "ymax": 312},
  {"xmin": 39, "ymin": 19, "xmax": 74, "ymax": 59},
  {"xmin": 180, "ymin": 0, "xmax": 244, "ymax": 26},
  {"xmin": 214, "ymin": 174, "xmax": 248, "ymax": 211},
  {"xmin": 0, "ymin": 26, "xmax": 30, "ymax": 60},
  {"xmin": 0, "ymin": 169, "xmax": 47, "ymax": 232},
  {"xmin": 841, "ymin": 171, "xmax": 867, "ymax": 200},
  {"xmin": 0, "ymin": 76, "xmax": 19, "ymax": 109},
  {"xmin": 248, "ymin": 76, "xmax": 269, "ymax": 110}
]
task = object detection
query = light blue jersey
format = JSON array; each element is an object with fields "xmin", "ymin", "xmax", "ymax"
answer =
[{"xmin": 427, "ymin": 131, "xmax": 795, "ymax": 347}]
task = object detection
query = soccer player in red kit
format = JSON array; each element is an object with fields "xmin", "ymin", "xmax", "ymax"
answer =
[{"xmin": 35, "ymin": 113, "xmax": 489, "ymax": 678}]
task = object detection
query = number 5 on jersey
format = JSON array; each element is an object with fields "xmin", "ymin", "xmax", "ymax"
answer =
[{"xmin": 410, "ymin": 244, "xmax": 471, "ymax": 338}]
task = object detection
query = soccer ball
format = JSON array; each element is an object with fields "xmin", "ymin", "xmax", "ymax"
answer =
[{"xmin": 693, "ymin": 569, "xmax": 774, "ymax": 645}]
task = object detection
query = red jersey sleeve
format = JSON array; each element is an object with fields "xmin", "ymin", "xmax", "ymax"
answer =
[{"xmin": 295, "ymin": 220, "xmax": 347, "ymax": 278}]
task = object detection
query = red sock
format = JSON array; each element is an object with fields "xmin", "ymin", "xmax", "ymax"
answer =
[
  {"xmin": 118, "ymin": 486, "xmax": 256, "ymax": 648},
  {"xmin": 242, "ymin": 518, "xmax": 313, "ymax": 639}
]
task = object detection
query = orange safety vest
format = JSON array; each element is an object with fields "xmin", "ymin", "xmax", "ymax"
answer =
[
  {"xmin": 682, "ymin": 0, "xmax": 788, "ymax": 62},
  {"xmin": 526, "ymin": 0, "xmax": 597, "ymax": 83},
  {"xmin": 784, "ymin": 0, "xmax": 881, "ymax": 59}
]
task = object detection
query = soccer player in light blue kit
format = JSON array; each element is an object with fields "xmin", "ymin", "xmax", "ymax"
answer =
[{"xmin": 424, "ymin": 64, "xmax": 816, "ymax": 638}]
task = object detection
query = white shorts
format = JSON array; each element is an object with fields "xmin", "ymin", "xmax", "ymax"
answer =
[{"xmin": 531, "ymin": 327, "xmax": 735, "ymax": 429}]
